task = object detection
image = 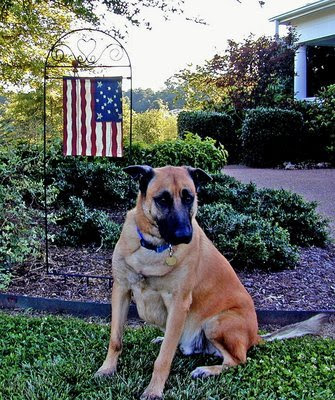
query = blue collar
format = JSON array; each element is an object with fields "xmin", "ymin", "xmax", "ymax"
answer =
[{"xmin": 136, "ymin": 227, "xmax": 170, "ymax": 253}]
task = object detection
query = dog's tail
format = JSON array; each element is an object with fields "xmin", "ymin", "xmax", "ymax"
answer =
[{"xmin": 261, "ymin": 313, "xmax": 329, "ymax": 342}]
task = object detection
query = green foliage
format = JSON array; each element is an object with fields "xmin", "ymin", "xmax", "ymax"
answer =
[
  {"xmin": 1, "ymin": 312, "xmax": 334, "ymax": 400},
  {"xmin": 241, "ymin": 107, "xmax": 304, "ymax": 167},
  {"xmin": 131, "ymin": 105, "xmax": 178, "ymax": 144},
  {"xmin": 0, "ymin": 0, "xmax": 184, "ymax": 88},
  {"xmin": 0, "ymin": 135, "xmax": 329, "ymax": 280},
  {"xmin": 0, "ymin": 147, "xmax": 44, "ymax": 284},
  {"xmin": 52, "ymin": 158, "xmax": 135, "ymax": 207},
  {"xmin": 123, "ymin": 133, "xmax": 228, "ymax": 171},
  {"xmin": 124, "ymin": 87, "xmax": 185, "ymax": 112},
  {"xmin": 170, "ymin": 31, "xmax": 297, "ymax": 112},
  {"xmin": 55, "ymin": 197, "xmax": 121, "ymax": 248},
  {"xmin": 317, "ymin": 84, "xmax": 335, "ymax": 163},
  {"xmin": 198, "ymin": 173, "xmax": 329, "ymax": 249},
  {"xmin": 145, "ymin": 133, "xmax": 228, "ymax": 170},
  {"xmin": 197, "ymin": 203, "xmax": 298, "ymax": 271},
  {"xmin": 177, "ymin": 110, "xmax": 238, "ymax": 161}
]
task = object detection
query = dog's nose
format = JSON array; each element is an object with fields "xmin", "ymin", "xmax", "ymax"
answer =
[{"xmin": 173, "ymin": 226, "xmax": 193, "ymax": 244}]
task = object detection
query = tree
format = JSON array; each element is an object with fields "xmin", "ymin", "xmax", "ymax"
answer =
[
  {"xmin": 170, "ymin": 30, "xmax": 298, "ymax": 111},
  {"xmin": 124, "ymin": 87, "xmax": 186, "ymax": 112},
  {"xmin": 0, "ymin": 0, "xmax": 184, "ymax": 88},
  {"xmin": 0, "ymin": 0, "xmax": 185, "ymax": 142}
]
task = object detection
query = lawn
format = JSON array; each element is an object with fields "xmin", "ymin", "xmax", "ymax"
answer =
[{"xmin": 0, "ymin": 312, "xmax": 334, "ymax": 400}]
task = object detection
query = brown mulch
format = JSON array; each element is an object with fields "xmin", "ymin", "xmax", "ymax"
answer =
[{"xmin": 3, "ymin": 244, "xmax": 335, "ymax": 312}]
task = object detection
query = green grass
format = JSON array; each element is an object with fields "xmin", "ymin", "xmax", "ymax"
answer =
[{"xmin": 0, "ymin": 312, "xmax": 334, "ymax": 400}]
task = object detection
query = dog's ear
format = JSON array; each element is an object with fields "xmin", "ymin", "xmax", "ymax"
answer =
[
  {"xmin": 123, "ymin": 165, "xmax": 155, "ymax": 195},
  {"xmin": 186, "ymin": 167, "xmax": 212, "ymax": 191}
]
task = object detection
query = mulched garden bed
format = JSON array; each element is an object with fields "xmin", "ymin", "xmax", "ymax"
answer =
[{"xmin": 3, "ymin": 244, "xmax": 335, "ymax": 311}]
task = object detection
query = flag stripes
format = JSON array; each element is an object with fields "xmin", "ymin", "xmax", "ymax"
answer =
[{"xmin": 63, "ymin": 77, "xmax": 123, "ymax": 157}]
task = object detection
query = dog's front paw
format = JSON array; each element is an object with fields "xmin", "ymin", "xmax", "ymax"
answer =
[
  {"xmin": 94, "ymin": 365, "xmax": 116, "ymax": 378},
  {"xmin": 151, "ymin": 336, "xmax": 164, "ymax": 345},
  {"xmin": 140, "ymin": 387, "xmax": 163, "ymax": 400}
]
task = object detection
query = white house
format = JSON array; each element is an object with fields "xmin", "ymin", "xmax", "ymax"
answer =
[{"xmin": 270, "ymin": 0, "xmax": 335, "ymax": 100}]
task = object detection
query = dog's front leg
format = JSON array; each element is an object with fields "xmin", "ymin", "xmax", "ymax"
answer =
[
  {"xmin": 141, "ymin": 293, "xmax": 191, "ymax": 400},
  {"xmin": 95, "ymin": 281, "xmax": 131, "ymax": 377}
]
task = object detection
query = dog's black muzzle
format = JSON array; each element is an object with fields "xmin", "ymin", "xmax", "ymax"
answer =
[{"xmin": 157, "ymin": 212, "xmax": 193, "ymax": 246}]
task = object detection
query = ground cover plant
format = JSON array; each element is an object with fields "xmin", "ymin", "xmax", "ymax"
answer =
[
  {"xmin": 0, "ymin": 136, "xmax": 331, "ymax": 290},
  {"xmin": 0, "ymin": 312, "xmax": 334, "ymax": 400}
]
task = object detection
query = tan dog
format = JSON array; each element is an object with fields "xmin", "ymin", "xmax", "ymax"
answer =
[{"xmin": 96, "ymin": 165, "xmax": 327, "ymax": 399}]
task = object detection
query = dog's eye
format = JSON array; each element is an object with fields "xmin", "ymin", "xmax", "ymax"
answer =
[
  {"xmin": 181, "ymin": 189, "xmax": 194, "ymax": 205},
  {"xmin": 155, "ymin": 192, "xmax": 172, "ymax": 207}
]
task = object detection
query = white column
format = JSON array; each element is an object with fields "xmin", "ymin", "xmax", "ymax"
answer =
[
  {"xmin": 294, "ymin": 45, "xmax": 307, "ymax": 100},
  {"xmin": 274, "ymin": 20, "xmax": 280, "ymax": 37}
]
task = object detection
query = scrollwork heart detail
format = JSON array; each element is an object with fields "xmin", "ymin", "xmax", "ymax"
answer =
[{"xmin": 77, "ymin": 38, "xmax": 97, "ymax": 63}]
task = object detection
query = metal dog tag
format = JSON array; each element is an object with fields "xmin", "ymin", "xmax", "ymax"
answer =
[
  {"xmin": 165, "ymin": 245, "xmax": 177, "ymax": 266},
  {"xmin": 165, "ymin": 255, "xmax": 177, "ymax": 266}
]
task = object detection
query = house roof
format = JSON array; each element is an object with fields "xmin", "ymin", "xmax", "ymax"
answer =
[{"xmin": 269, "ymin": 0, "xmax": 335, "ymax": 24}]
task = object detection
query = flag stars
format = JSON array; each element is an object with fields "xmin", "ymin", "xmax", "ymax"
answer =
[
  {"xmin": 97, "ymin": 113, "xmax": 103, "ymax": 120},
  {"xmin": 107, "ymin": 98, "xmax": 112, "ymax": 103},
  {"xmin": 96, "ymin": 99, "xmax": 99, "ymax": 103},
  {"xmin": 97, "ymin": 81, "xmax": 103, "ymax": 88},
  {"xmin": 100, "ymin": 91, "xmax": 103, "ymax": 95}
]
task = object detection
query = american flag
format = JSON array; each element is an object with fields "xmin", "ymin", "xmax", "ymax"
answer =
[{"xmin": 63, "ymin": 77, "xmax": 123, "ymax": 157}]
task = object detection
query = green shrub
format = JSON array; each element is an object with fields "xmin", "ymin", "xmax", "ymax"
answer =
[
  {"xmin": 55, "ymin": 197, "xmax": 121, "ymax": 248},
  {"xmin": 145, "ymin": 133, "xmax": 228, "ymax": 171},
  {"xmin": 198, "ymin": 173, "xmax": 329, "ymax": 248},
  {"xmin": 51, "ymin": 134, "xmax": 227, "ymax": 207},
  {"xmin": 53, "ymin": 160, "xmax": 136, "ymax": 207},
  {"xmin": 0, "ymin": 146, "xmax": 46, "ymax": 287},
  {"xmin": 132, "ymin": 107, "xmax": 177, "ymax": 144},
  {"xmin": 177, "ymin": 110, "xmax": 239, "ymax": 160},
  {"xmin": 197, "ymin": 203, "xmax": 298, "ymax": 271},
  {"xmin": 241, "ymin": 107, "xmax": 304, "ymax": 167}
]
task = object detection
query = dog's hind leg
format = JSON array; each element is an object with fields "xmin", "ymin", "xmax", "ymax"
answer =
[
  {"xmin": 191, "ymin": 341, "xmax": 244, "ymax": 378},
  {"xmin": 191, "ymin": 310, "xmax": 257, "ymax": 379},
  {"xmin": 95, "ymin": 281, "xmax": 131, "ymax": 377}
]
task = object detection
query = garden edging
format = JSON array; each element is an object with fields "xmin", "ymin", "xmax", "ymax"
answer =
[{"xmin": 1, "ymin": 293, "xmax": 334, "ymax": 326}]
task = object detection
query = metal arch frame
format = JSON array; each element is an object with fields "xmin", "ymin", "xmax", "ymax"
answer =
[{"xmin": 43, "ymin": 28, "xmax": 133, "ymax": 286}]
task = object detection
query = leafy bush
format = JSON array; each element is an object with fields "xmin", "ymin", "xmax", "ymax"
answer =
[
  {"xmin": 241, "ymin": 107, "xmax": 304, "ymax": 167},
  {"xmin": 51, "ymin": 134, "xmax": 227, "ymax": 206},
  {"xmin": 286, "ymin": 98, "xmax": 333, "ymax": 163},
  {"xmin": 177, "ymin": 110, "xmax": 239, "ymax": 160},
  {"xmin": 55, "ymin": 197, "xmax": 121, "ymax": 248},
  {"xmin": 53, "ymin": 160, "xmax": 136, "ymax": 207},
  {"xmin": 0, "ymin": 148, "xmax": 44, "ymax": 288},
  {"xmin": 197, "ymin": 203, "xmax": 298, "ymax": 271},
  {"xmin": 145, "ymin": 133, "xmax": 228, "ymax": 171},
  {"xmin": 131, "ymin": 106, "xmax": 177, "ymax": 144},
  {"xmin": 198, "ymin": 173, "xmax": 329, "ymax": 248}
]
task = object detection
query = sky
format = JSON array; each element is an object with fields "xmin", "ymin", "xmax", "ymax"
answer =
[{"xmin": 102, "ymin": 0, "xmax": 310, "ymax": 90}]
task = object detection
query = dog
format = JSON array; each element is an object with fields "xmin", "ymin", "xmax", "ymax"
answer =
[{"xmin": 96, "ymin": 165, "xmax": 327, "ymax": 399}]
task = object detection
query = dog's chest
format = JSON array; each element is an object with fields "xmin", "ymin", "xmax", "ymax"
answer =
[
  {"xmin": 125, "ymin": 247, "xmax": 175, "ymax": 277},
  {"xmin": 126, "ymin": 269, "xmax": 174, "ymax": 329}
]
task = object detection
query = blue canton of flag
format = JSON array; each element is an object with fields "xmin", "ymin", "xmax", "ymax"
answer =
[{"xmin": 95, "ymin": 78, "xmax": 122, "ymax": 122}]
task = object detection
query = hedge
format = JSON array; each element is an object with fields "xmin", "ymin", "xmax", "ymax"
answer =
[
  {"xmin": 177, "ymin": 111, "xmax": 239, "ymax": 161},
  {"xmin": 241, "ymin": 107, "xmax": 304, "ymax": 167}
]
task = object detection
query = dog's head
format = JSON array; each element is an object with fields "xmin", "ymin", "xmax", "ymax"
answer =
[{"xmin": 124, "ymin": 165, "xmax": 211, "ymax": 245}]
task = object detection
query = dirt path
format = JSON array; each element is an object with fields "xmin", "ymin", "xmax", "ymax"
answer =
[{"xmin": 223, "ymin": 165, "xmax": 335, "ymax": 238}]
